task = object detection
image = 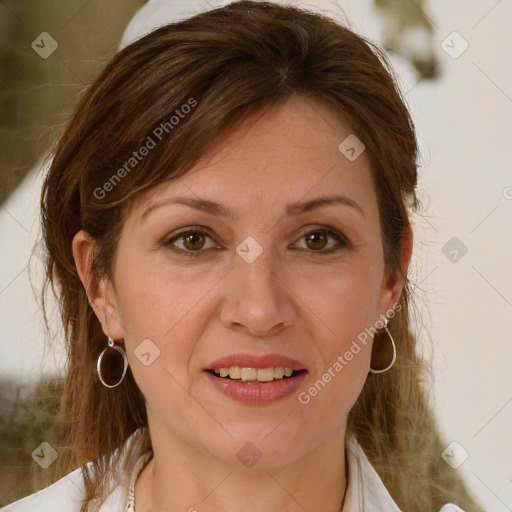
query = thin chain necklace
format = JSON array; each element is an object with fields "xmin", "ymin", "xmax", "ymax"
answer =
[{"xmin": 124, "ymin": 452, "xmax": 345, "ymax": 512}]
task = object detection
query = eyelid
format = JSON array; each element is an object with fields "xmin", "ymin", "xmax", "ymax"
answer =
[
  {"xmin": 292, "ymin": 226, "xmax": 348, "ymax": 253},
  {"xmin": 163, "ymin": 225, "xmax": 349, "ymax": 256},
  {"xmin": 163, "ymin": 226, "xmax": 219, "ymax": 248}
]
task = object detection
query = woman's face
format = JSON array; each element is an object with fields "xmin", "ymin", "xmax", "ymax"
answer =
[{"xmin": 81, "ymin": 95, "xmax": 409, "ymax": 469}]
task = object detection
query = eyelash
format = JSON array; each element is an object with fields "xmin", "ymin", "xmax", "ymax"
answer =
[{"xmin": 163, "ymin": 226, "xmax": 349, "ymax": 258}]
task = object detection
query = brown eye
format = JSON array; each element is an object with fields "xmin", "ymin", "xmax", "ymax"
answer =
[
  {"xmin": 165, "ymin": 226, "xmax": 348, "ymax": 258},
  {"xmin": 183, "ymin": 232, "xmax": 206, "ymax": 251},
  {"xmin": 296, "ymin": 228, "xmax": 347, "ymax": 254},
  {"xmin": 305, "ymin": 232, "xmax": 328, "ymax": 251},
  {"xmin": 164, "ymin": 229, "xmax": 217, "ymax": 257}
]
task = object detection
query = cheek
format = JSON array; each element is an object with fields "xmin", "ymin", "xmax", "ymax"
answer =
[
  {"xmin": 294, "ymin": 264, "xmax": 377, "ymax": 413},
  {"xmin": 297, "ymin": 331, "xmax": 371, "ymax": 431},
  {"xmin": 112, "ymin": 253, "xmax": 223, "ymax": 396},
  {"xmin": 113, "ymin": 246, "xmax": 213, "ymax": 336},
  {"xmin": 304, "ymin": 259, "xmax": 381, "ymax": 343}
]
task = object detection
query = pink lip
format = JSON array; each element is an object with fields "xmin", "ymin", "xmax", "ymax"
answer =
[
  {"xmin": 206, "ymin": 353, "xmax": 306, "ymax": 371},
  {"xmin": 204, "ymin": 369, "xmax": 307, "ymax": 405}
]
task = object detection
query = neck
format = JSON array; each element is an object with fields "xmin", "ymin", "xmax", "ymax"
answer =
[{"xmin": 134, "ymin": 423, "xmax": 348, "ymax": 512}]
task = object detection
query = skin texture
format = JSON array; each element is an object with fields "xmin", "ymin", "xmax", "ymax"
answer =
[{"xmin": 73, "ymin": 95, "xmax": 413, "ymax": 512}]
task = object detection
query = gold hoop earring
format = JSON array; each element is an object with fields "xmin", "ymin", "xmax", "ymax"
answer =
[
  {"xmin": 97, "ymin": 337, "xmax": 128, "ymax": 388},
  {"xmin": 369, "ymin": 318, "xmax": 396, "ymax": 374}
]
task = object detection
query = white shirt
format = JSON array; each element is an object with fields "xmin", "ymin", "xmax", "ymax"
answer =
[{"xmin": 1, "ymin": 430, "xmax": 465, "ymax": 512}]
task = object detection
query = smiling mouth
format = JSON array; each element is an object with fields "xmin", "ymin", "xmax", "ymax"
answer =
[{"xmin": 208, "ymin": 367, "xmax": 306, "ymax": 383}]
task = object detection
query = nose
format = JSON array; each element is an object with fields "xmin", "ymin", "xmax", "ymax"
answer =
[{"xmin": 219, "ymin": 250, "xmax": 296, "ymax": 337}]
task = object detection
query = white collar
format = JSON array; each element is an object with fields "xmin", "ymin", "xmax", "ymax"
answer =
[
  {"xmin": 341, "ymin": 436, "xmax": 465, "ymax": 512},
  {"xmin": 342, "ymin": 435, "xmax": 402, "ymax": 511}
]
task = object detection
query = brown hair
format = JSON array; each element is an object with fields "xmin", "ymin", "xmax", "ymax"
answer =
[{"xmin": 41, "ymin": 1, "xmax": 480, "ymax": 510}]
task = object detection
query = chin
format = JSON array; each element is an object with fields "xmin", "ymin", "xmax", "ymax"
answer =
[{"xmin": 206, "ymin": 430, "xmax": 311, "ymax": 470}]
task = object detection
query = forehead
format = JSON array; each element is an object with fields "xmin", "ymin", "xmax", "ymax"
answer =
[{"xmin": 130, "ymin": 95, "xmax": 378, "ymax": 222}]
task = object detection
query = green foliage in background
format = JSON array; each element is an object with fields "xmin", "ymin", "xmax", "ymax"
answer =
[{"xmin": 0, "ymin": 377, "xmax": 64, "ymax": 506}]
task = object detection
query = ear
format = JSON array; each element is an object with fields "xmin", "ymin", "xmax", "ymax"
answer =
[
  {"xmin": 376, "ymin": 225, "xmax": 414, "ymax": 317},
  {"xmin": 72, "ymin": 230, "xmax": 125, "ymax": 340}
]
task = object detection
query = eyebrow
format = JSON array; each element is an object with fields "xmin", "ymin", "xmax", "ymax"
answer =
[{"xmin": 141, "ymin": 194, "xmax": 365, "ymax": 221}]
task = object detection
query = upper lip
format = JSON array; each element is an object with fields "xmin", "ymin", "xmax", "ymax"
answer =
[{"xmin": 206, "ymin": 353, "xmax": 307, "ymax": 371}]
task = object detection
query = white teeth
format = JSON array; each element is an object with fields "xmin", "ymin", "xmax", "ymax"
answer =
[{"xmin": 212, "ymin": 366, "xmax": 297, "ymax": 382}]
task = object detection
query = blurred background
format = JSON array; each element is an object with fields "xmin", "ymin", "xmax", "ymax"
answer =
[{"xmin": 0, "ymin": 0, "xmax": 511, "ymax": 509}]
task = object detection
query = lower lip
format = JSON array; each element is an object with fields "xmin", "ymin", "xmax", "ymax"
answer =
[{"xmin": 204, "ymin": 370, "xmax": 307, "ymax": 405}]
